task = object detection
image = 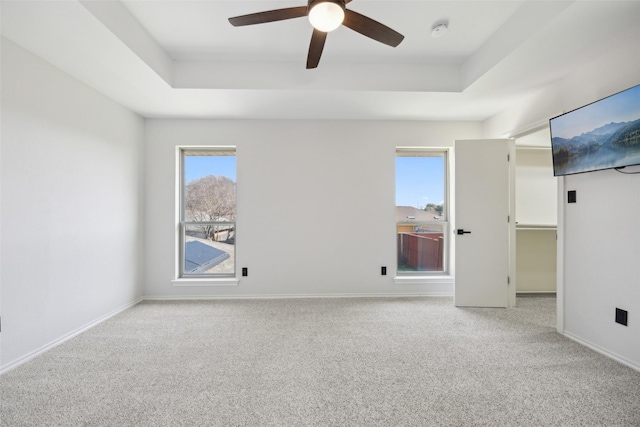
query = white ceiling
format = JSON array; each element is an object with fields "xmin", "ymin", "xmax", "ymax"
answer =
[
  {"xmin": 121, "ymin": 0, "xmax": 523, "ymax": 63},
  {"xmin": 2, "ymin": 0, "xmax": 640, "ymax": 121}
]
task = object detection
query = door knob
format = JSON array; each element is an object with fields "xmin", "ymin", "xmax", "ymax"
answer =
[{"xmin": 456, "ymin": 229, "xmax": 471, "ymax": 235}]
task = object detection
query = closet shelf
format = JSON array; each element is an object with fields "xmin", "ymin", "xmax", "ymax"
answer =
[{"xmin": 516, "ymin": 224, "xmax": 557, "ymax": 231}]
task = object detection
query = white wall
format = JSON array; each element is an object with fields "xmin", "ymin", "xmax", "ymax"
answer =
[
  {"xmin": 0, "ymin": 39, "xmax": 144, "ymax": 372},
  {"xmin": 514, "ymin": 127, "xmax": 556, "ymax": 227},
  {"xmin": 144, "ymin": 120, "xmax": 481, "ymax": 298},
  {"xmin": 515, "ymin": 148, "xmax": 557, "ymax": 226},
  {"xmin": 515, "ymin": 229, "xmax": 556, "ymax": 293},
  {"xmin": 563, "ymin": 169, "xmax": 640, "ymax": 368},
  {"xmin": 483, "ymin": 36, "xmax": 640, "ymax": 140},
  {"xmin": 483, "ymin": 35, "xmax": 640, "ymax": 369}
]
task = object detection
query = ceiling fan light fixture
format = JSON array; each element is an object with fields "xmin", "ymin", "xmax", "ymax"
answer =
[{"xmin": 308, "ymin": 0, "xmax": 345, "ymax": 32}]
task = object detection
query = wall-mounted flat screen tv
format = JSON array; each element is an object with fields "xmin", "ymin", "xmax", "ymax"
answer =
[{"xmin": 550, "ymin": 83, "xmax": 640, "ymax": 176}]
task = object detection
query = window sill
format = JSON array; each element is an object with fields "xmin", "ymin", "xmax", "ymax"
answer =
[
  {"xmin": 171, "ymin": 278, "xmax": 239, "ymax": 287},
  {"xmin": 394, "ymin": 275, "xmax": 454, "ymax": 285}
]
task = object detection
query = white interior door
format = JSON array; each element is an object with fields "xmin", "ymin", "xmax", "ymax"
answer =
[{"xmin": 455, "ymin": 139, "xmax": 514, "ymax": 307}]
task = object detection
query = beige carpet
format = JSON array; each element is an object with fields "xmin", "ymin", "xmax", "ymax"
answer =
[{"xmin": 1, "ymin": 296, "xmax": 639, "ymax": 426}]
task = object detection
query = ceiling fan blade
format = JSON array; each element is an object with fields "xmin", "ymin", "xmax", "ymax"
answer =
[
  {"xmin": 307, "ymin": 29, "xmax": 327, "ymax": 69},
  {"xmin": 342, "ymin": 9, "xmax": 404, "ymax": 47},
  {"xmin": 229, "ymin": 6, "xmax": 308, "ymax": 27}
]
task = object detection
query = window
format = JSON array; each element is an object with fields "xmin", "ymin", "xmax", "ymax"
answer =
[
  {"xmin": 396, "ymin": 149, "xmax": 448, "ymax": 275},
  {"xmin": 179, "ymin": 148, "xmax": 236, "ymax": 278}
]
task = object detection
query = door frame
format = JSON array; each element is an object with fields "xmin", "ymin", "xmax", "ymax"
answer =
[{"xmin": 508, "ymin": 139, "xmax": 516, "ymax": 307}]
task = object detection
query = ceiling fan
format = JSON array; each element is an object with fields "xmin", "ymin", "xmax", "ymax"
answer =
[{"xmin": 228, "ymin": 0, "xmax": 404, "ymax": 69}]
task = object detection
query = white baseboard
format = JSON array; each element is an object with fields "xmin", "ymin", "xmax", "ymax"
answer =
[
  {"xmin": 563, "ymin": 331, "xmax": 640, "ymax": 373},
  {"xmin": 143, "ymin": 292, "xmax": 454, "ymax": 301},
  {"xmin": 516, "ymin": 291, "xmax": 557, "ymax": 294},
  {"xmin": 0, "ymin": 297, "xmax": 143, "ymax": 375}
]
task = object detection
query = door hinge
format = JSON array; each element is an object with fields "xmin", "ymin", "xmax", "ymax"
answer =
[
  {"xmin": 507, "ymin": 154, "xmax": 510, "ymax": 162},
  {"xmin": 507, "ymin": 276, "xmax": 510, "ymax": 285},
  {"xmin": 508, "ymin": 215, "xmax": 510, "ymax": 223}
]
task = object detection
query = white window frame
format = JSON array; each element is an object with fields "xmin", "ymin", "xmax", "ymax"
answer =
[
  {"xmin": 175, "ymin": 147, "xmax": 238, "ymax": 285},
  {"xmin": 395, "ymin": 147, "xmax": 450, "ymax": 277}
]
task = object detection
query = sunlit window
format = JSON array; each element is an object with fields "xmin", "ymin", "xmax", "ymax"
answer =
[
  {"xmin": 179, "ymin": 149, "xmax": 236, "ymax": 277},
  {"xmin": 396, "ymin": 149, "xmax": 448, "ymax": 274}
]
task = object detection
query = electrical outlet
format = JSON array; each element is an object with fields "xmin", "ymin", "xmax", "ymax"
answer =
[
  {"xmin": 381, "ymin": 266, "xmax": 387, "ymax": 276},
  {"xmin": 242, "ymin": 267, "xmax": 248, "ymax": 277},
  {"xmin": 615, "ymin": 308, "xmax": 628, "ymax": 326},
  {"xmin": 568, "ymin": 190, "xmax": 577, "ymax": 203}
]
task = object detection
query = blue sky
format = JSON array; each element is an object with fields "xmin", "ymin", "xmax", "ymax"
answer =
[
  {"xmin": 184, "ymin": 155, "xmax": 236, "ymax": 183},
  {"xmin": 396, "ymin": 156, "xmax": 445, "ymax": 208},
  {"xmin": 550, "ymin": 84, "xmax": 640, "ymax": 139}
]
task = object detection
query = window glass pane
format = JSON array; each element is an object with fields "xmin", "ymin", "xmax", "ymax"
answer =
[
  {"xmin": 397, "ymin": 223, "xmax": 444, "ymax": 272},
  {"xmin": 184, "ymin": 154, "xmax": 236, "ymax": 222},
  {"xmin": 181, "ymin": 151, "xmax": 236, "ymax": 277},
  {"xmin": 184, "ymin": 224, "xmax": 235, "ymax": 275},
  {"xmin": 396, "ymin": 152, "xmax": 447, "ymax": 274},
  {"xmin": 395, "ymin": 154, "xmax": 445, "ymax": 214}
]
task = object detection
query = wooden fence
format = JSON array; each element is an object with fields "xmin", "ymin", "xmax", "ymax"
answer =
[{"xmin": 398, "ymin": 232, "xmax": 444, "ymax": 271}]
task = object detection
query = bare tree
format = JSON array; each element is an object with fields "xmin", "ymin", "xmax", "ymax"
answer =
[{"xmin": 186, "ymin": 175, "xmax": 236, "ymax": 240}]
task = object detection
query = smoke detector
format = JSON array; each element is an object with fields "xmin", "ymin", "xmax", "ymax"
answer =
[{"xmin": 431, "ymin": 23, "xmax": 448, "ymax": 38}]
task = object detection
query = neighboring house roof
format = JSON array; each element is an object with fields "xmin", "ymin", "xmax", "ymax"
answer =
[
  {"xmin": 185, "ymin": 241, "xmax": 230, "ymax": 273},
  {"xmin": 396, "ymin": 206, "xmax": 443, "ymax": 222}
]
